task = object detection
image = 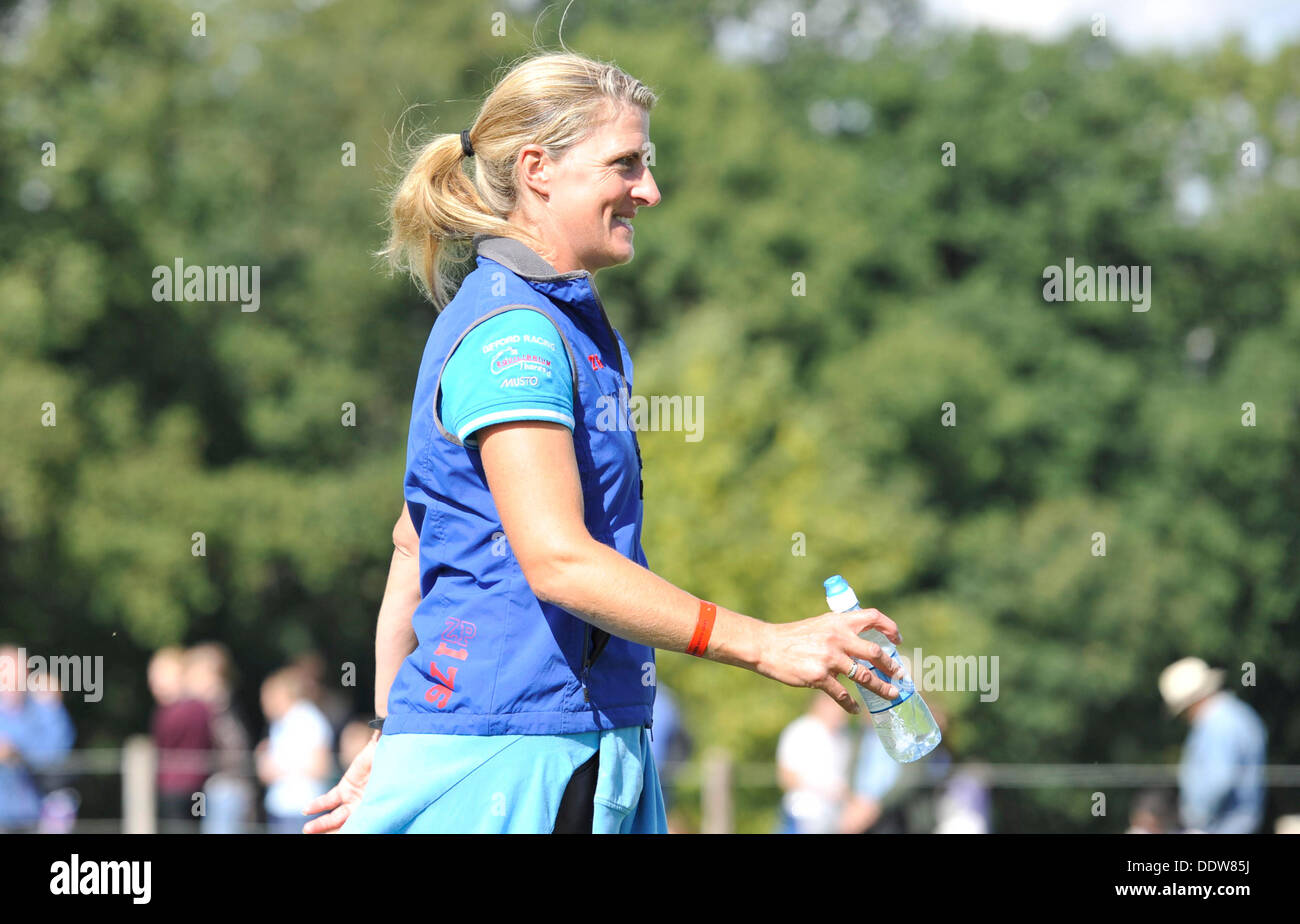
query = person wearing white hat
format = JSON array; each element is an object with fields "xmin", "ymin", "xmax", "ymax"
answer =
[{"xmin": 1158, "ymin": 657, "xmax": 1266, "ymax": 833}]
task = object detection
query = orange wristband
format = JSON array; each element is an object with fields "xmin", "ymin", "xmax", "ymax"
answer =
[{"xmin": 687, "ymin": 600, "xmax": 716, "ymax": 657}]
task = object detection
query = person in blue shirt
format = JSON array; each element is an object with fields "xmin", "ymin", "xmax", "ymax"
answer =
[
  {"xmin": 648, "ymin": 684, "xmax": 690, "ymax": 819},
  {"xmin": 0, "ymin": 645, "xmax": 76, "ymax": 833},
  {"xmin": 840, "ymin": 725, "xmax": 902, "ymax": 833},
  {"xmin": 304, "ymin": 51, "xmax": 905, "ymax": 835},
  {"xmin": 1159, "ymin": 657, "xmax": 1267, "ymax": 833}
]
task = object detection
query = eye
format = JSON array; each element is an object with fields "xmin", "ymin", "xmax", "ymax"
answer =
[{"xmin": 619, "ymin": 154, "xmax": 639, "ymax": 167}]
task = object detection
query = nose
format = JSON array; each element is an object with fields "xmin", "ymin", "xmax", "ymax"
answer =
[{"xmin": 634, "ymin": 165, "xmax": 661, "ymax": 208}]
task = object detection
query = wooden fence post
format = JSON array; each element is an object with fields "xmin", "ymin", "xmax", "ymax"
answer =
[
  {"xmin": 701, "ymin": 748, "xmax": 732, "ymax": 833},
  {"xmin": 122, "ymin": 735, "xmax": 156, "ymax": 834}
]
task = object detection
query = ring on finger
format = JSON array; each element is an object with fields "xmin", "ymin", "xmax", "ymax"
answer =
[{"xmin": 845, "ymin": 660, "xmax": 860, "ymax": 682}]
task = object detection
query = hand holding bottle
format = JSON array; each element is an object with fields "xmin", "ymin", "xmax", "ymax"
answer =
[
  {"xmin": 754, "ymin": 607, "xmax": 904, "ymax": 715},
  {"xmin": 824, "ymin": 574, "xmax": 942, "ymax": 762}
]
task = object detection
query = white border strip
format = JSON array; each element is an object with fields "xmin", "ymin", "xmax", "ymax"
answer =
[{"xmin": 457, "ymin": 407, "xmax": 575, "ymax": 441}]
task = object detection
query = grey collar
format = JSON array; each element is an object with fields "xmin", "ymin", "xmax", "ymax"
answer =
[{"xmin": 473, "ymin": 233, "xmax": 587, "ymax": 281}]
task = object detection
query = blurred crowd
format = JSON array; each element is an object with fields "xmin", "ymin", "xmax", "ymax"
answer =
[
  {"xmin": 775, "ymin": 693, "xmax": 993, "ymax": 834},
  {"xmin": 0, "ymin": 644, "xmax": 1280, "ymax": 833},
  {"xmin": 147, "ymin": 644, "xmax": 365, "ymax": 833},
  {"xmin": 0, "ymin": 639, "xmax": 696, "ymax": 834},
  {"xmin": 773, "ymin": 655, "xmax": 1273, "ymax": 835}
]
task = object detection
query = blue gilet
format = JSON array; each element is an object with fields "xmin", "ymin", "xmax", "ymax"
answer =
[{"xmin": 385, "ymin": 233, "xmax": 655, "ymax": 736}]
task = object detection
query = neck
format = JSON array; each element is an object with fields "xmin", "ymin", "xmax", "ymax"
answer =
[
  {"xmin": 1188, "ymin": 691, "xmax": 1222, "ymax": 721},
  {"xmin": 506, "ymin": 214, "xmax": 584, "ymax": 275}
]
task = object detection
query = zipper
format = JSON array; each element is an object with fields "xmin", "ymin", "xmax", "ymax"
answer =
[
  {"xmin": 586, "ymin": 273, "xmax": 642, "ymax": 500},
  {"xmin": 584, "ymin": 274, "xmax": 625, "ymax": 379},
  {"xmin": 577, "ymin": 274, "xmax": 627, "ymax": 700},
  {"xmin": 634, "ymin": 437, "xmax": 644, "ymax": 500},
  {"xmin": 581, "ymin": 621, "xmax": 613, "ymax": 703}
]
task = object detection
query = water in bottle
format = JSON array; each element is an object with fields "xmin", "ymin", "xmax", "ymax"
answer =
[{"xmin": 823, "ymin": 574, "xmax": 942, "ymax": 763}]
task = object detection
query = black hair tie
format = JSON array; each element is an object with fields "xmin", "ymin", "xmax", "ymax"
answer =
[{"xmin": 460, "ymin": 129, "xmax": 475, "ymax": 158}]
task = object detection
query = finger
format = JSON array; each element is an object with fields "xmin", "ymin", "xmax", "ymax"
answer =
[
  {"xmin": 852, "ymin": 608, "xmax": 901, "ymax": 645},
  {"xmin": 818, "ymin": 678, "xmax": 861, "ymax": 715},
  {"xmin": 842, "ymin": 650, "xmax": 900, "ymax": 701},
  {"xmin": 303, "ymin": 804, "xmax": 349, "ymax": 835},
  {"xmin": 845, "ymin": 638, "xmax": 904, "ymax": 683},
  {"xmin": 856, "ymin": 666, "xmax": 899, "ymax": 701},
  {"xmin": 303, "ymin": 787, "xmax": 341, "ymax": 817}
]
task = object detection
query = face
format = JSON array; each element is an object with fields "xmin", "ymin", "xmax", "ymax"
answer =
[
  {"xmin": 261, "ymin": 683, "xmax": 289, "ymax": 720},
  {"xmin": 148, "ymin": 655, "xmax": 183, "ymax": 703},
  {"xmin": 518, "ymin": 102, "xmax": 661, "ymax": 275},
  {"xmin": 184, "ymin": 661, "xmax": 218, "ymax": 701}
]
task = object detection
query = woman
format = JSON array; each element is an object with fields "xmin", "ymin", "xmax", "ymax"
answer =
[{"xmin": 304, "ymin": 51, "xmax": 903, "ymax": 834}]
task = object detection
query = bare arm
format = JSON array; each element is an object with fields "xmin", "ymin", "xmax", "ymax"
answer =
[
  {"xmin": 478, "ymin": 421, "xmax": 905, "ymax": 712},
  {"xmin": 375, "ymin": 504, "xmax": 421, "ymax": 719},
  {"xmin": 302, "ymin": 505, "xmax": 420, "ymax": 833}
]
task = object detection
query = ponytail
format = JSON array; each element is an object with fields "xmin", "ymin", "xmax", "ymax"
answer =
[{"xmin": 379, "ymin": 131, "xmax": 517, "ymax": 309}]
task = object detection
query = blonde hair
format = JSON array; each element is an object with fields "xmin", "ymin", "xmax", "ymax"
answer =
[{"xmin": 380, "ymin": 51, "xmax": 658, "ymax": 309}]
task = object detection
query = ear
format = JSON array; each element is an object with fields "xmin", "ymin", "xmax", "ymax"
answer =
[{"xmin": 517, "ymin": 144, "xmax": 552, "ymax": 199}]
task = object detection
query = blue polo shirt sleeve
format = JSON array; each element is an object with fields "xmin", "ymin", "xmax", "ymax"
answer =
[
  {"xmin": 854, "ymin": 727, "xmax": 901, "ymax": 800},
  {"xmin": 439, "ymin": 309, "xmax": 575, "ymax": 447}
]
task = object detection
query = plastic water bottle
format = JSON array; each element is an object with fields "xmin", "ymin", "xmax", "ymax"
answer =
[{"xmin": 824, "ymin": 575, "xmax": 941, "ymax": 763}]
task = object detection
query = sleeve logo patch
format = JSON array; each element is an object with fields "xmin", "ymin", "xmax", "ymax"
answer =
[{"xmin": 490, "ymin": 346, "xmax": 554, "ymax": 380}]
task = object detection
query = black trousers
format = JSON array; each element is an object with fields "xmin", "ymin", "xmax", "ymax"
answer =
[{"xmin": 551, "ymin": 750, "xmax": 599, "ymax": 834}]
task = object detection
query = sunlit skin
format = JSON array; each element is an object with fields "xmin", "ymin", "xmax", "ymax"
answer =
[{"xmin": 509, "ymin": 102, "xmax": 661, "ymax": 275}]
